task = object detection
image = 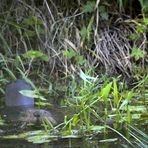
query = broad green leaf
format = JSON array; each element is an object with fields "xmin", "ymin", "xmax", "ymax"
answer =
[
  {"xmin": 23, "ymin": 50, "xmax": 49, "ymax": 61},
  {"xmin": 98, "ymin": 82, "xmax": 112, "ymax": 105}
]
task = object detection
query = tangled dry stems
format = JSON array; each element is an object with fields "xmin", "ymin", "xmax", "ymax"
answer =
[{"xmin": 0, "ymin": 0, "xmax": 144, "ymax": 78}]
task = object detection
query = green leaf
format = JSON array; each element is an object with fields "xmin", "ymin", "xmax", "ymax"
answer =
[
  {"xmin": 131, "ymin": 48, "xmax": 145, "ymax": 61},
  {"xmin": 143, "ymin": 18, "xmax": 148, "ymax": 25},
  {"xmin": 19, "ymin": 90, "xmax": 46, "ymax": 101},
  {"xmin": 129, "ymin": 33, "xmax": 139, "ymax": 40},
  {"xmin": 82, "ymin": 1, "xmax": 95, "ymax": 13},
  {"xmin": 119, "ymin": 99, "xmax": 128, "ymax": 110},
  {"xmin": 99, "ymin": 6, "xmax": 109, "ymax": 20},
  {"xmin": 77, "ymin": 55, "xmax": 85, "ymax": 65},
  {"xmin": 89, "ymin": 125, "xmax": 105, "ymax": 132},
  {"xmin": 23, "ymin": 50, "xmax": 49, "ymax": 61},
  {"xmin": 136, "ymin": 25, "xmax": 146, "ymax": 33},
  {"xmin": 80, "ymin": 26, "xmax": 92, "ymax": 41},
  {"xmin": 40, "ymin": 55, "xmax": 49, "ymax": 61},
  {"xmin": 125, "ymin": 91, "xmax": 133, "ymax": 101},
  {"xmin": 113, "ymin": 79, "xmax": 118, "ymax": 107},
  {"xmin": 80, "ymin": 26, "xmax": 88, "ymax": 40},
  {"xmin": 63, "ymin": 48, "xmax": 77, "ymax": 59},
  {"xmin": 98, "ymin": 82, "xmax": 112, "ymax": 105},
  {"xmin": 23, "ymin": 16, "xmax": 35, "ymax": 26}
]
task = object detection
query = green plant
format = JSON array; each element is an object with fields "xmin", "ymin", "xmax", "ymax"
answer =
[
  {"xmin": 63, "ymin": 48, "xmax": 86, "ymax": 66},
  {"xmin": 139, "ymin": 0, "xmax": 148, "ymax": 17},
  {"xmin": 131, "ymin": 47, "xmax": 145, "ymax": 61},
  {"xmin": 23, "ymin": 50, "xmax": 49, "ymax": 62}
]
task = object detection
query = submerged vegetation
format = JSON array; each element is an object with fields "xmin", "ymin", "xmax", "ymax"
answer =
[{"xmin": 0, "ymin": 0, "xmax": 148, "ymax": 147}]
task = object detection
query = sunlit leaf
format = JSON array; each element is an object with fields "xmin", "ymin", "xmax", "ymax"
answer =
[
  {"xmin": 113, "ymin": 79, "xmax": 118, "ymax": 107},
  {"xmin": 99, "ymin": 138, "xmax": 118, "ymax": 142},
  {"xmin": 136, "ymin": 25, "xmax": 146, "ymax": 33},
  {"xmin": 23, "ymin": 50, "xmax": 49, "ymax": 61},
  {"xmin": 143, "ymin": 18, "xmax": 148, "ymax": 25},
  {"xmin": 119, "ymin": 99, "xmax": 128, "ymax": 110},
  {"xmin": 79, "ymin": 69, "xmax": 97, "ymax": 83},
  {"xmin": 19, "ymin": 90, "xmax": 46, "ymax": 101},
  {"xmin": 62, "ymin": 133, "xmax": 80, "ymax": 138},
  {"xmin": 89, "ymin": 125, "xmax": 104, "ymax": 132},
  {"xmin": 121, "ymin": 105, "xmax": 147, "ymax": 112},
  {"xmin": 125, "ymin": 91, "xmax": 134, "ymax": 101},
  {"xmin": 99, "ymin": 82, "xmax": 112, "ymax": 102},
  {"xmin": 72, "ymin": 114, "xmax": 79, "ymax": 126}
]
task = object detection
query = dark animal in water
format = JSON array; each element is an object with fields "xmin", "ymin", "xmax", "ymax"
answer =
[
  {"xmin": 5, "ymin": 79, "xmax": 34, "ymax": 107},
  {"xmin": 0, "ymin": 80, "xmax": 59, "ymax": 134}
]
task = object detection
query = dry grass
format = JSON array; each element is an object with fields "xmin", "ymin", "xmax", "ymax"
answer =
[{"xmin": 0, "ymin": 0, "xmax": 145, "ymax": 79}]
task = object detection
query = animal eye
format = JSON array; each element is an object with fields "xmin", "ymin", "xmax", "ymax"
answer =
[{"xmin": 33, "ymin": 111, "xmax": 40, "ymax": 118}]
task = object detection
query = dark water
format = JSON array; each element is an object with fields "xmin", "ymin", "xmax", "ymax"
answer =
[
  {"xmin": 0, "ymin": 104, "xmax": 147, "ymax": 147},
  {"xmin": 0, "ymin": 129, "xmax": 135, "ymax": 148},
  {"xmin": 0, "ymin": 137, "xmax": 131, "ymax": 148}
]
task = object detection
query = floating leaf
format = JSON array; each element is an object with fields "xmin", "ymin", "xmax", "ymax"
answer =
[
  {"xmin": 26, "ymin": 133, "xmax": 57, "ymax": 144},
  {"xmin": 89, "ymin": 125, "xmax": 105, "ymax": 132},
  {"xmin": 99, "ymin": 138, "xmax": 118, "ymax": 143}
]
